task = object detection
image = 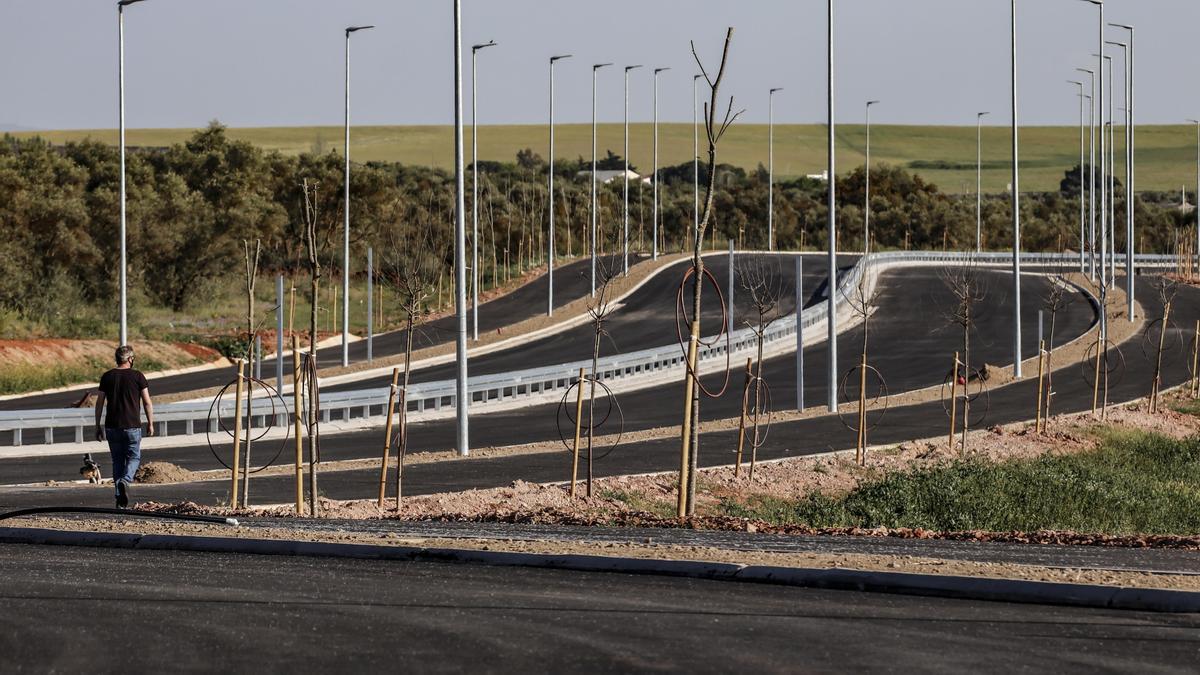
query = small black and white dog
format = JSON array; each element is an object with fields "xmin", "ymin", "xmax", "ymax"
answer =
[{"xmin": 79, "ymin": 453, "xmax": 102, "ymax": 484}]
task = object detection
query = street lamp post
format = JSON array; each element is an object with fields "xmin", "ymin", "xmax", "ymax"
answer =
[
  {"xmin": 117, "ymin": 0, "xmax": 149, "ymax": 346},
  {"xmin": 1068, "ymin": 81, "xmax": 1085, "ymax": 273},
  {"xmin": 623, "ymin": 65, "xmax": 642, "ymax": 275},
  {"xmin": 1092, "ymin": 51, "xmax": 1112, "ymax": 286},
  {"xmin": 1011, "ymin": 0, "xmax": 1023, "ymax": 379},
  {"xmin": 976, "ymin": 112, "xmax": 989, "ymax": 252},
  {"xmin": 652, "ymin": 68, "xmax": 669, "ymax": 260},
  {"xmin": 547, "ymin": 54, "xmax": 572, "ymax": 316},
  {"xmin": 826, "ymin": 0, "xmax": 838, "ymax": 411},
  {"xmin": 693, "ymin": 74, "xmax": 702, "ymax": 252},
  {"xmin": 865, "ymin": 101, "xmax": 879, "ymax": 254},
  {"xmin": 1081, "ymin": 0, "xmax": 1106, "ymax": 291},
  {"xmin": 1107, "ymin": 41, "xmax": 1128, "ymax": 290},
  {"xmin": 1110, "ymin": 22, "xmax": 1135, "ymax": 320},
  {"xmin": 768, "ymin": 88, "xmax": 783, "ymax": 252},
  {"xmin": 1077, "ymin": 67, "xmax": 1096, "ymax": 279},
  {"xmin": 1191, "ymin": 120, "xmax": 1200, "ymax": 275},
  {"xmin": 470, "ymin": 40, "xmax": 497, "ymax": 341},
  {"xmin": 452, "ymin": 0, "xmax": 469, "ymax": 456},
  {"xmin": 342, "ymin": 25, "xmax": 375, "ymax": 368},
  {"xmin": 591, "ymin": 63, "xmax": 612, "ymax": 297}
]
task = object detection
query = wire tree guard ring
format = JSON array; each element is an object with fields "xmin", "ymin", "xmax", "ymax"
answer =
[
  {"xmin": 555, "ymin": 376, "xmax": 625, "ymax": 462},
  {"xmin": 205, "ymin": 376, "xmax": 291, "ymax": 474},
  {"xmin": 838, "ymin": 364, "xmax": 891, "ymax": 434}
]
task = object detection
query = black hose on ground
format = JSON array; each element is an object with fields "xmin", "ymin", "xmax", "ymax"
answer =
[{"xmin": 0, "ymin": 506, "xmax": 238, "ymax": 526}]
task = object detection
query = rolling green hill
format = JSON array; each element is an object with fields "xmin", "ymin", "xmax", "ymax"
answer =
[{"xmin": 11, "ymin": 123, "xmax": 1195, "ymax": 196}]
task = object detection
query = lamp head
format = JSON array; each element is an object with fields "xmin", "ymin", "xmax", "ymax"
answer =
[
  {"xmin": 626, "ymin": 65, "xmax": 643, "ymax": 72},
  {"xmin": 654, "ymin": 67, "xmax": 671, "ymax": 75},
  {"xmin": 594, "ymin": 63, "xmax": 613, "ymax": 70},
  {"xmin": 118, "ymin": 0, "xmax": 148, "ymax": 7},
  {"xmin": 346, "ymin": 25, "xmax": 375, "ymax": 35},
  {"xmin": 473, "ymin": 40, "xmax": 498, "ymax": 52},
  {"xmin": 551, "ymin": 54, "xmax": 573, "ymax": 63},
  {"xmin": 770, "ymin": 87, "xmax": 784, "ymax": 95}
]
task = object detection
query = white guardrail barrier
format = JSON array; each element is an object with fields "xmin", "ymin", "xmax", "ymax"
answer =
[{"xmin": 0, "ymin": 251, "xmax": 1177, "ymax": 447}]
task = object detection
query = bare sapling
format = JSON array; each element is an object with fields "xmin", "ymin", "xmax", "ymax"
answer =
[
  {"xmin": 842, "ymin": 246, "xmax": 885, "ymax": 464},
  {"xmin": 1039, "ymin": 276, "xmax": 1077, "ymax": 428},
  {"xmin": 1150, "ymin": 278, "xmax": 1179, "ymax": 414},
  {"xmin": 582, "ymin": 252, "xmax": 620, "ymax": 498},
  {"xmin": 240, "ymin": 238, "xmax": 262, "ymax": 506},
  {"xmin": 940, "ymin": 261, "xmax": 987, "ymax": 452},
  {"xmin": 380, "ymin": 223, "xmax": 443, "ymax": 509},
  {"xmin": 677, "ymin": 28, "xmax": 743, "ymax": 518},
  {"xmin": 298, "ymin": 179, "xmax": 340, "ymax": 516},
  {"xmin": 736, "ymin": 255, "xmax": 784, "ymax": 479}
]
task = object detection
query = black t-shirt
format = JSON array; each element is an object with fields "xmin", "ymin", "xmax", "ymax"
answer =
[{"xmin": 99, "ymin": 368, "xmax": 149, "ymax": 430}]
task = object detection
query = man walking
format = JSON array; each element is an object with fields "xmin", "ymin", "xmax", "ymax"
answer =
[{"xmin": 94, "ymin": 345, "xmax": 155, "ymax": 508}]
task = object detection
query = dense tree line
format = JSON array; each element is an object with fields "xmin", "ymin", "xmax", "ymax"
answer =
[{"xmin": 0, "ymin": 122, "xmax": 1192, "ymax": 337}]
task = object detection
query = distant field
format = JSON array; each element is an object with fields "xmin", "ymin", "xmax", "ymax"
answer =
[{"xmin": 11, "ymin": 123, "xmax": 1196, "ymax": 195}]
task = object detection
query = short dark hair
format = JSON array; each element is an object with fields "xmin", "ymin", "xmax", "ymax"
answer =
[{"xmin": 115, "ymin": 345, "xmax": 135, "ymax": 365}]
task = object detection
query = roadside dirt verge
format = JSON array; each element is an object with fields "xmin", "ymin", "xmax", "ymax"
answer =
[{"xmin": 12, "ymin": 513, "xmax": 1200, "ymax": 593}]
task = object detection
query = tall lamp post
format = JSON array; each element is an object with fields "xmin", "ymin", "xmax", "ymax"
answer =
[
  {"xmin": 117, "ymin": 0, "xmax": 149, "ymax": 346},
  {"xmin": 1068, "ymin": 81, "xmax": 1086, "ymax": 273},
  {"xmin": 1092, "ymin": 51, "xmax": 1112, "ymax": 285},
  {"xmin": 1191, "ymin": 120, "xmax": 1200, "ymax": 276},
  {"xmin": 1011, "ymin": 0, "xmax": 1023, "ymax": 378},
  {"xmin": 1110, "ymin": 22, "xmax": 1135, "ymax": 320},
  {"xmin": 1081, "ymin": 0, "xmax": 1106, "ymax": 290},
  {"xmin": 693, "ymin": 74, "xmax": 702, "ymax": 251},
  {"xmin": 452, "ymin": 0, "xmax": 469, "ymax": 456},
  {"xmin": 652, "ymin": 68, "xmax": 670, "ymax": 260},
  {"xmin": 976, "ymin": 112, "xmax": 989, "ymax": 252},
  {"xmin": 547, "ymin": 54, "xmax": 572, "ymax": 316},
  {"xmin": 590, "ymin": 63, "xmax": 612, "ymax": 297},
  {"xmin": 342, "ymin": 24, "xmax": 375, "ymax": 368},
  {"xmin": 1106, "ymin": 41, "xmax": 1128, "ymax": 289},
  {"xmin": 623, "ymin": 65, "xmax": 642, "ymax": 275},
  {"xmin": 826, "ymin": 0, "xmax": 838, "ymax": 411},
  {"xmin": 768, "ymin": 87, "xmax": 783, "ymax": 252},
  {"xmin": 470, "ymin": 40, "xmax": 497, "ymax": 341},
  {"xmin": 1077, "ymin": 67, "xmax": 1096, "ymax": 279},
  {"xmin": 864, "ymin": 101, "xmax": 879, "ymax": 254}
]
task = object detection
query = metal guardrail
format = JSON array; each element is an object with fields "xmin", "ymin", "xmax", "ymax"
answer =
[{"xmin": 0, "ymin": 251, "xmax": 1175, "ymax": 447}]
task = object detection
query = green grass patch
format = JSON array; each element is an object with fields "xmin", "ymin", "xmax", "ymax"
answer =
[
  {"xmin": 717, "ymin": 431, "xmax": 1200, "ymax": 536},
  {"xmin": 16, "ymin": 123, "xmax": 1199, "ymax": 194},
  {"xmin": 600, "ymin": 489, "xmax": 676, "ymax": 520}
]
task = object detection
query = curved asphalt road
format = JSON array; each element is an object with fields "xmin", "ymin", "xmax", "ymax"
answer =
[
  {"xmin": 1, "ymin": 544, "xmax": 1196, "ymax": 672},
  {"xmin": 0, "ymin": 265, "xmax": 1098, "ymax": 496},
  {"xmin": 0, "ymin": 255, "xmax": 611, "ymax": 411},
  {"xmin": 327, "ymin": 252, "xmax": 857, "ymax": 390}
]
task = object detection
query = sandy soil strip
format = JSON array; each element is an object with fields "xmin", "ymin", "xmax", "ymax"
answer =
[{"xmin": 11, "ymin": 515, "xmax": 1200, "ymax": 593}]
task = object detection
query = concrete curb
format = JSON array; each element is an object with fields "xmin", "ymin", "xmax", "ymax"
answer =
[{"xmin": 2, "ymin": 526, "xmax": 1197, "ymax": 613}]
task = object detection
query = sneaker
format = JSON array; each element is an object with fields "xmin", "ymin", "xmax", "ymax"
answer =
[{"xmin": 116, "ymin": 480, "xmax": 129, "ymax": 509}]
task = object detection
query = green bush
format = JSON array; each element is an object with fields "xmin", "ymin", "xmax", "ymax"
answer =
[{"xmin": 721, "ymin": 432, "xmax": 1200, "ymax": 536}]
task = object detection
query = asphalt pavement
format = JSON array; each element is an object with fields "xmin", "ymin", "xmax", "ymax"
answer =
[
  {"xmin": 0, "ymin": 265, "xmax": 1096, "ymax": 494},
  {"xmin": 0, "ymin": 254, "xmax": 611, "ymax": 411},
  {"xmin": 1, "ymin": 543, "xmax": 1196, "ymax": 673}
]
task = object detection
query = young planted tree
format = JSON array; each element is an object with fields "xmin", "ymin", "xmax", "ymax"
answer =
[
  {"xmin": 379, "ymin": 222, "xmax": 445, "ymax": 508},
  {"xmin": 841, "ymin": 254, "xmax": 886, "ymax": 464},
  {"xmin": 677, "ymin": 28, "xmax": 742, "ymax": 518},
  {"xmin": 580, "ymin": 253, "xmax": 620, "ymax": 498},
  {"xmin": 240, "ymin": 238, "xmax": 262, "ymax": 506},
  {"xmin": 736, "ymin": 255, "xmax": 784, "ymax": 479},
  {"xmin": 940, "ymin": 261, "xmax": 987, "ymax": 452},
  {"xmin": 1039, "ymin": 276, "xmax": 1077, "ymax": 424},
  {"xmin": 297, "ymin": 178, "xmax": 340, "ymax": 516}
]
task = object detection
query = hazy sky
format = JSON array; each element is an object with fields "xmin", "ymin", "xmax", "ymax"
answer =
[{"xmin": 1, "ymin": 0, "xmax": 1195, "ymax": 130}]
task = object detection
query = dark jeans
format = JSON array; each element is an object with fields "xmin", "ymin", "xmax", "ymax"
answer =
[{"xmin": 106, "ymin": 428, "xmax": 142, "ymax": 494}]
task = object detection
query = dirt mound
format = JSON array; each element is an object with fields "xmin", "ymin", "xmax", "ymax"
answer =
[{"xmin": 135, "ymin": 462, "xmax": 199, "ymax": 484}]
